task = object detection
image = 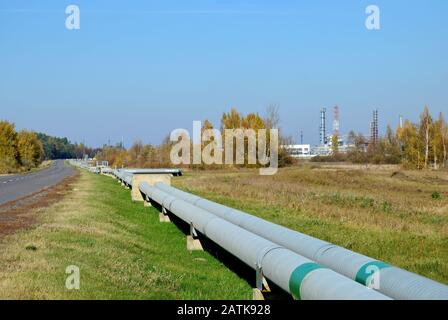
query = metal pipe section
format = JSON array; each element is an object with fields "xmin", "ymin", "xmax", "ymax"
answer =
[
  {"xmin": 140, "ymin": 182, "xmax": 390, "ymax": 300},
  {"xmin": 123, "ymin": 168, "xmax": 183, "ymax": 176},
  {"xmin": 113, "ymin": 169, "xmax": 132, "ymax": 187},
  {"xmin": 154, "ymin": 182, "xmax": 448, "ymax": 300},
  {"xmin": 69, "ymin": 159, "xmax": 99, "ymax": 172},
  {"xmin": 122, "ymin": 172, "xmax": 132, "ymax": 187}
]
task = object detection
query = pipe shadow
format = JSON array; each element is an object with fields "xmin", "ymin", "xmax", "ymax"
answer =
[{"xmin": 148, "ymin": 204, "xmax": 291, "ymax": 300}]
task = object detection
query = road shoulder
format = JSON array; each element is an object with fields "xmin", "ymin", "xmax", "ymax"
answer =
[{"xmin": 0, "ymin": 171, "xmax": 80, "ymax": 238}]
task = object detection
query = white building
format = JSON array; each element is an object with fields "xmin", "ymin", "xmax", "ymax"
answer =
[
  {"xmin": 311, "ymin": 134, "xmax": 356, "ymax": 156},
  {"xmin": 283, "ymin": 144, "xmax": 312, "ymax": 158},
  {"xmin": 311, "ymin": 144, "xmax": 332, "ymax": 156}
]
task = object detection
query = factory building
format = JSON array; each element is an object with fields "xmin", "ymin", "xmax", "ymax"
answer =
[{"xmin": 283, "ymin": 144, "xmax": 312, "ymax": 158}]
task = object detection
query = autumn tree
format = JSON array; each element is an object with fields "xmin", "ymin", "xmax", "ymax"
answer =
[
  {"xmin": 128, "ymin": 141, "xmax": 145, "ymax": 167},
  {"xmin": 16, "ymin": 130, "xmax": 43, "ymax": 169},
  {"xmin": 441, "ymin": 113, "xmax": 448, "ymax": 168},
  {"xmin": 200, "ymin": 119, "xmax": 222, "ymax": 167},
  {"xmin": 221, "ymin": 108, "xmax": 242, "ymax": 130},
  {"xmin": 419, "ymin": 106, "xmax": 433, "ymax": 168},
  {"xmin": 263, "ymin": 105, "xmax": 293, "ymax": 167},
  {"xmin": 346, "ymin": 131, "xmax": 365, "ymax": 163},
  {"xmin": 242, "ymin": 113, "xmax": 266, "ymax": 166},
  {"xmin": 221, "ymin": 108, "xmax": 242, "ymax": 166},
  {"xmin": 382, "ymin": 125, "xmax": 401, "ymax": 164},
  {"xmin": 0, "ymin": 121, "xmax": 19, "ymax": 173},
  {"xmin": 401, "ymin": 120, "xmax": 422, "ymax": 168},
  {"xmin": 331, "ymin": 135, "xmax": 339, "ymax": 154},
  {"xmin": 432, "ymin": 113, "xmax": 447, "ymax": 169}
]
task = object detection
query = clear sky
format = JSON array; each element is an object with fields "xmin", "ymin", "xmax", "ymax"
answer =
[{"xmin": 1, "ymin": 0, "xmax": 447, "ymax": 147}]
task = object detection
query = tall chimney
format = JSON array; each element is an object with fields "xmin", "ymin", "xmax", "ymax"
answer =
[
  {"xmin": 370, "ymin": 110, "xmax": 379, "ymax": 145},
  {"xmin": 320, "ymin": 108, "xmax": 327, "ymax": 145},
  {"xmin": 333, "ymin": 105, "xmax": 340, "ymax": 137}
]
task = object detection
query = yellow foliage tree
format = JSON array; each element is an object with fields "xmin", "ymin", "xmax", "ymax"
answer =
[
  {"xmin": 221, "ymin": 108, "xmax": 242, "ymax": 166},
  {"xmin": 0, "ymin": 120, "xmax": 19, "ymax": 173},
  {"xmin": 432, "ymin": 113, "xmax": 447, "ymax": 168},
  {"xmin": 400, "ymin": 120, "xmax": 423, "ymax": 168},
  {"xmin": 242, "ymin": 113, "xmax": 266, "ymax": 167},
  {"xmin": 397, "ymin": 107, "xmax": 448, "ymax": 169},
  {"xmin": 17, "ymin": 130, "xmax": 43, "ymax": 169},
  {"xmin": 331, "ymin": 134, "xmax": 339, "ymax": 154}
]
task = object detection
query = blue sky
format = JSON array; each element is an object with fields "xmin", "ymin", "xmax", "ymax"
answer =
[{"xmin": 1, "ymin": 0, "xmax": 447, "ymax": 147}]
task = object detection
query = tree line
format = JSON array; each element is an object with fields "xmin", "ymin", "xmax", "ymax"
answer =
[
  {"xmin": 98, "ymin": 106, "xmax": 448, "ymax": 171},
  {"xmin": 96, "ymin": 106, "xmax": 293, "ymax": 169},
  {"xmin": 7, "ymin": 106, "xmax": 441, "ymax": 172},
  {"xmin": 0, "ymin": 120, "xmax": 97, "ymax": 173},
  {"xmin": 37, "ymin": 133, "xmax": 96, "ymax": 160}
]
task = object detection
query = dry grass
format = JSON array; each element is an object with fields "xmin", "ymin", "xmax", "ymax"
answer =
[{"xmin": 174, "ymin": 164, "xmax": 448, "ymax": 284}]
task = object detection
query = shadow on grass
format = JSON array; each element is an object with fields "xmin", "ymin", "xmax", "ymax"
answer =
[{"xmin": 149, "ymin": 199, "xmax": 291, "ymax": 300}]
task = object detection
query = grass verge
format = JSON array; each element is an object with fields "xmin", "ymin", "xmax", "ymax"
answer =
[{"xmin": 0, "ymin": 170, "xmax": 251, "ymax": 299}]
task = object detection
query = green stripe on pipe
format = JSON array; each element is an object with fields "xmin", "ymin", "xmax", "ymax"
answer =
[
  {"xmin": 355, "ymin": 261, "xmax": 391, "ymax": 286},
  {"xmin": 289, "ymin": 263, "xmax": 325, "ymax": 300}
]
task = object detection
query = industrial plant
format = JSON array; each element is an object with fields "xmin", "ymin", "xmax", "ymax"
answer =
[{"xmin": 284, "ymin": 106, "xmax": 380, "ymax": 159}]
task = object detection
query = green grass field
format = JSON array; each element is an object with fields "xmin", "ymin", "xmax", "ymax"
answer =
[
  {"xmin": 0, "ymin": 171, "xmax": 251, "ymax": 299},
  {"xmin": 1, "ymin": 164, "xmax": 446, "ymax": 299},
  {"xmin": 175, "ymin": 164, "xmax": 448, "ymax": 285}
]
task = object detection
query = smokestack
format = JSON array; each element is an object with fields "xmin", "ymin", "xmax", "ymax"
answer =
[
  {"xmin": 320, "ymin": 108, "xmax": 327, "ymax": 145},
  {"xmin": 399, "ymin": 115, "xmax": 403, "ymax": 129},
  {"xmin": 370, "ymin": 110, "xmax": 379, "ymax": 145},
  {"xmin": 333, "ymin": 105, "xmax": 340, "ymax": 137}
]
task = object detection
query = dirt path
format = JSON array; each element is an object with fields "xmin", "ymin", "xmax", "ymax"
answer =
[{"xmin": 0, "ymin": 171, "xmax": 80, "ymax": 238}]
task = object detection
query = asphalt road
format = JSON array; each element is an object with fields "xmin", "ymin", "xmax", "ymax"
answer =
[{"xmin": 0, "ymin": 160, "xmax": 76, "ymax": 205}]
